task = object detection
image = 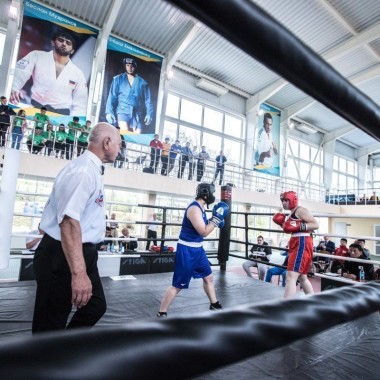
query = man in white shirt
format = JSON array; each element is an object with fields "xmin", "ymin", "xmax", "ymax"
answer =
[
  {"xmin": 10, "ymin": 30, "xmax": 88, "ymax": 116},
  {"xmin": 146, "ymin": 213, "xmax": 159, "ymax": 250},
  {"xmin": 32, "ymin": 122, "xmax": 121, "ymax": 333}
]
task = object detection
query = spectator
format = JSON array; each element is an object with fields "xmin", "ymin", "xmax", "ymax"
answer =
[
  {"xmin": 188, "ymin": 145, "xmax": 197, "ymax": 180},
  {"xmin": 315, "ymin": 235, "xmax": 335, "ymax": 264},
  {"xmin": 146, "ymin": 213, "xmax": 159, "ymax": 250},
  {"xmin": 119, "ymin": 227, "xmax": 138, "ymax": 251},
  {"xmin": 77, "ymin": 120, "xmax": 91, "ymax": 155},
  {"xmin": 178, "ymin": 142, "xmax": 191, "ymax": 179},
  {"xmin": 43, "ymin": 123, "xmax": 56, "ymax": 156},
  {"xmin": 0, "ymin": 96, "xmax": 16, "ymax": 147},
  {"xmin": 10, "ymin": 109, "xmax": 27, "ymax": 150},
  {"xmin": 114, "ymin": 138, "xmax": 127, "ymax": 168},
  {"xmin": 66, "ymin": 116, "xmax": 82, "ymax": 160},
  {"xmin": 197, "ymin": 145, "xmax": 210, "ymax": 182},
  {"xmin": 265, "ymin": 250, "xmax": 288, "ymax": 287},
  {"xmin": 98, "ymin": 229, "xmax": 114, "ymax": 251},
  {"xmin": 149, "ymin": 134, "xmax": 163, "ymax": 173},
  {"xmin": 55, "ymin": 124, "xmax": 67, "ymax": 158},
  {"xmin": 342, "ymin": 243, "xmax": 374, "ymax": 281},
  {"xmin": 108, "ymin": 213, "xmax": 119, "ymax": 238},
  {"xmin": 330, "ymin": 238, "xmax": 349, "ymax": 273},
  {"xmin": 242, "ymin": 235, "xmax": 272, "ymax": 280},
  {"xmin": 160, "ymin": 137, "xmax": 171, "ymax": 176},
  {"xmin": 25, "ymin": 224, "xmax": 44, "ymax": 251},
  {"xmin": 214, "ymin": 150, "xmax": 227, "ymax": 186},
  {"xmin": 26, "ymin": 128, "xmax": 45, "ymax": 154},
  {"xmin": 369, "ymin": 191, "xmax": 379, "ymax": 201},
  {"xmin": 359, "ymin": 193, "xmax": 368, "ymax": 202},
  {"xmin": 355, "ymin": 239, "xmax": 371, "ymax": 258},
  {"xmin": 168, "ymin": 139, "xmax": 181, "ymax": 175},
  {"xmin": 34, "ymin": 107, "xmax": 50, "ymax": 130}
]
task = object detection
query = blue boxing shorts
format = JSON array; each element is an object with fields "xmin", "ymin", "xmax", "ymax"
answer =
[{"xmin": 172, "ymin": 243, "xmax": 212, "ymax": 289}]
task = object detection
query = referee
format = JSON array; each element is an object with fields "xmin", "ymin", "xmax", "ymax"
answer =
[{"xmin": 32, "ymin": 122, "xmax": 121, "ymax": 333}]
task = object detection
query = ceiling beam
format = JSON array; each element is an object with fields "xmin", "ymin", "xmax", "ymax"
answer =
[
  {"xmin": 357, "ymin": 143, "xmax": 380, "ymax": 158},
  {"xmin": 324, "ymin": 126, "xmax": 356, "ymax": 144}
]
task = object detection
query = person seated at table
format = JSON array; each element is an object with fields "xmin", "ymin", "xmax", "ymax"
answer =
[
  {"xmin": 315, "ymin": 235, "xmax": 335, "ymax": 265},
  {"xmin": 98, "ymin": 228, "xmax": 113, "ymax": 251},
  {"xmin": 242, "ymin": 235, "xmax": 272, "ymax": 280},
  {"xmin": 342, "ymin": 243, "xmax": 374, "ymax": 281},
  {"xmin": 359, "ymin": 193, "xmax": 368, "ymax": 202},
  {"xmin": 119, "ymin": 227, "xmax": 138, "ymax": 251},
  {"xmin": 265, "ymin": 250, "xmax": 288, "ymax": 287},
  {"xmin": 330, "ymin": 238, "xmax": 350, "ymax": 273},
  {"xmin": 355, "ymin": 239, "xmax": 371, "ymax": 258}
]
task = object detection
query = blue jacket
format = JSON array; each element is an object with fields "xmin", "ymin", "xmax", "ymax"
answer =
[{"xmin": 106, "ymin": 73, "xmax": 153, "ymax": 120}]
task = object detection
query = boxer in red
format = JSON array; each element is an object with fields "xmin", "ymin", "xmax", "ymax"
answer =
[{"xmin": 273, "ymin": 191, "xmax": 319, "ymax": 298}]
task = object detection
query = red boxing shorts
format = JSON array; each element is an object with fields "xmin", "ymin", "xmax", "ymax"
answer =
[{"xmin": 287, "ymin": 235, "xmax": 313, "ymax": 274}]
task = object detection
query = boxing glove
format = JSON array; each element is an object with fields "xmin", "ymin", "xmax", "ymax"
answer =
[
  {"xmin": 283, "ymin": 220, "xmax": 307, "ymax": 234},
  {"xmin": 209, "ymin": 202, "xmax": 230, "ymax": 227},
  {"xmin": 218, "ymin": 219, "xmax": 225, "ymax": 229},
  {"xmin": 273, "ymin": 213, "xmax": 286, "ymax": 226}
]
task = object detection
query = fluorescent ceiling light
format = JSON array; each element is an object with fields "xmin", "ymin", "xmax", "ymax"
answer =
[{"xmin": 196, "ymin": 78, "xmax": 228, "ymax": 96}]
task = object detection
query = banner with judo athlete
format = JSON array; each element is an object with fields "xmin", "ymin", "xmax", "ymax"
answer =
[
  {"xmin": 253, "ymin": 103, "xmax": 281, "ymax": 176},
  {"xmin": 10, "ymin": 0, "xmax": 98, "ymax": 126},
  {"xmin": 100, "ymin": 35, "xmax": 163, "ymax": 145}
]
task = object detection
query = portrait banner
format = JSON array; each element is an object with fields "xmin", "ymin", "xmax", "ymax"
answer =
[
  {"xmin": 253, "ymin": 103, "xmax": 281, "ymax": 176},
  {"xmin": 100, "ymin": 35, "xmax": 163, "ymax": 145},
  {"xmin": 10, "ymin": 0, "xmax": 98, "ymax": 126}
]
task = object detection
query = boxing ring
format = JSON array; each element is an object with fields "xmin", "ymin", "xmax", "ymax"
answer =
[{"xmin": 1, "ymin": 0, "xmax": 380, "ymax": 378}]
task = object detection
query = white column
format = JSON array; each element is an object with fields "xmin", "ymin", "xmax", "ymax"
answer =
[
  {"xmin": 0, "ymin": 148, "xmax": 21, "ymax": 268},
  {"xmin": 323, "ymin": 140, "xmax": 335, "ymax": 191}
]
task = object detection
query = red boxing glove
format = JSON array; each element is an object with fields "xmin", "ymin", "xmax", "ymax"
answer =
[
  {"xmin": 273, "ymin": 213, "xmax": 286, "ymax": 226},
  {"xmin": 283, "ymin": 220, "xmax": 307, "ymax": 234}
]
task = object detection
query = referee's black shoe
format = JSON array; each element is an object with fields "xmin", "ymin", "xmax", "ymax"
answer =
[{"xmin": 209, "ymin": 301, "xmax": 222, "ymax": 311}]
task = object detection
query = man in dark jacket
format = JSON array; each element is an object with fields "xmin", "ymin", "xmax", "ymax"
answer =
[
  {"xmin": 0, "ymin": 96, "xmax": 16, "ymax": 147},
  {"xmin": 214, "ymin": 150, "xmax": 227, "ymax": 185}
]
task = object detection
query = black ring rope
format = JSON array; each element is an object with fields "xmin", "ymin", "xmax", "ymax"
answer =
[{"xmin": 0, "ymin": 282, "xmax": 379, "ymax": 379}]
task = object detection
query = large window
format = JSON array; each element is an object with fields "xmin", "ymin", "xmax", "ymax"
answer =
[
  {"xmin": 332, "ymin": 155, "xmax": 357, "ymax": 192},
  {"xmin": 286, "ymin": 138, "xmax": 323, "ymax": 189},
  {"xmin": 165, "ymin": 93, "xmax": 245, "ymax": 166}
]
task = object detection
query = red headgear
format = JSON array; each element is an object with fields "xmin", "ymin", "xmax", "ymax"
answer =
[{"xmin": 280, "ymin": 191, "xmax": 298, "ymax": 209}]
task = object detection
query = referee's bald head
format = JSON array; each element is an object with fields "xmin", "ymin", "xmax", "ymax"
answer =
[{"xmin": 88, "ymin": 122, "xmax": 122, "ymax": 163}]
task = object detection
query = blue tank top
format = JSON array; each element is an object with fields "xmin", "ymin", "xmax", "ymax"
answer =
[{"xmin": 179, "ymin": 201, "xmax": 208, "ymax": 242}]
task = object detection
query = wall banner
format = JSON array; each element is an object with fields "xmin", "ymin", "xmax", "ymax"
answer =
[
  {"xmin": 10, "ymin": 0, "xmax": 98, "ymax": 126},
  {"xmin": 253, "ymin": 103, "xmax": 281, "ymax": 176},
  {"xmin": 100, "ymin": 35, "xmax": 163, "ymax": 145}
]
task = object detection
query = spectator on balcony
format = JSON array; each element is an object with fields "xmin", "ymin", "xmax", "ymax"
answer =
[
  {"xmin": 197, "ymin": 145, "xmax": 210, "ymax": 182},
  {"xmin": 10, "ymin": 109, "xmax": 27, "ymax": 150},
  {"xmin": 168, "ymin": 139, "xmax": 181, "ymax": 175},
  {"xmin": 160, "ymin": 137, "xmax": 171, "ymax": 176},
  {"xmin": 66, "ymin": 116, "xmax": 82, "ymax": 160},
  {"xmin": 34, "ymin": 107, "xmax": 50, "ymax": 130},
  {"xmin": 214, "ymin": 150, "xmax": 227, "ymax": 186},
  {"xmin": 188, "ymin": 145, "xmax": 197, "ymax": 180},
  {"xmin": 43, "ymin": 123, "xmax": 56, "ymax": 156},
  {"xmin": 0, "ymin": 96, "xmax": 16, "ymax": 147},
  {"xmin": 77, "ymin": 120, "xmax": 91, "ymax": 156},
  {"xmin": 26, "ymin": 127, "xmax": 45, "ymax": 154},
  {"xmin": 369, "ymin": 191, "xmax": 379, "ymax": 202},
  {"xmin": 178, "ymin": 142, "xmax": 191, "ymax": 179},
  {"xmin": 149, "ymin": 134, "xmax": 163, "ymax": 173},
  {"xmin": 55, "ymin": 124, "xmax": 67, "ymax": 158}
]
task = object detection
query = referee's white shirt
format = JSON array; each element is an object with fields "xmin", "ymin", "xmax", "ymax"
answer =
[
  {"xmin": 40, "ymin": 150, "xmax": 105, "ymax": 244},
  {"xmin": 147, "ymin": 219, "xmax": 158, "ymax": 232}
]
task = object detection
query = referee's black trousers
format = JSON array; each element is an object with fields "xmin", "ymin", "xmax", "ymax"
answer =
[
  {"xmin": 32, "ymin": 234, "xmax": 106, "ymax": 333},
  {"xmin": 146, "ymin": 229, "xmax": 158, "ymax": 250}
]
